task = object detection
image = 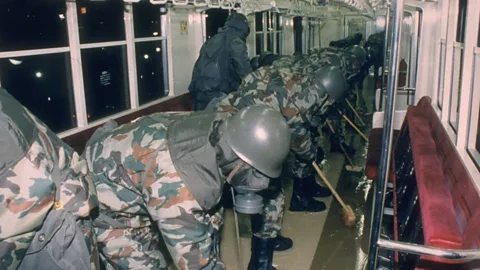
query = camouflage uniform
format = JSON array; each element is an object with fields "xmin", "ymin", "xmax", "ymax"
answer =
[
  {"xmin": 84, "ymin": 112, "xmax": 231, "ymax": 270},
  {"xmin": 0, "ymin": 88, "xmax": 99, "ymax": 269}
]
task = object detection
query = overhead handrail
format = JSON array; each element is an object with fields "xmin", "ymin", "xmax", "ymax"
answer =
[
  {"xmin": 207, "ymin": 0, "xmax": 222, "ymax": 8},
  {"xmin": 221, "ymin": 0, "xmax": 234, "ymax": 10},
  {"xmin": 194, "ymin": 0, "xmax": 208, "ymax": 6},
  {"xmin": 150, "ymin": 0, "xmax": 168, "ymax": 4},
  {"xmin": 378, "ymin": 239, "xmax": 480, "ymax": 261},
  {"xmin": 366, "ymin": 0, "xmax": 404, "ymax": 268},
  {"xmin": 172, "ymin": 0, "xmax": 189, "ymax": 5}
]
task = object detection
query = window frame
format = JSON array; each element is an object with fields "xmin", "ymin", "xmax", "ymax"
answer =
[
  {"xmin": 0, "ymin": 0, "xmax": 171, "ymax": 138},
  {"xmin": 254, "ymin": 11, "xmax": 283, "ymax": 55}
]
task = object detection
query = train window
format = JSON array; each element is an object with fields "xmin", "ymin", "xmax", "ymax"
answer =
[
  {"xmin": 77, "ymin": 0, "xmax": 125, "ymax": 44},
  {"xmin": 0, "ymin": 0, "xmax": 68, "ymax": 52},
  {"xmin": 255, "ymin": 12, "xmax": 263, "ymax": 32},
  {"xmin": 449, "ymin": 45, "xmax": 464, "ymax": 132},
  {"xmin": 135, "ymin": 41, "xmax": 167, "ymax": 105},
  {"xmin": 293, "ymin": 17, "xmax": 303, "ymax": 54},
  {"xmin": 437, "ymin": 39, "xmax": 447, "ymax": 109},
  {"xmin": 276, "ymin": 14, "xmax": 282, "ymax": 31},
  {"xmin": 455, "ymin": 0, "xmax": 468, "ymax": 43},
  {"xmin": 81, "ymin": 46, "xmax": 130, "ymax": 122},
  {"xmin": 0, "ymin": 53, "xmax": 76, "ymax": 133},
  {"xmin": 256, "ymin": 34, "xmax": 264, "ymax": 54},
  {"xmin": 205, "ymin": 9, "xmax": 229, "ymax": 39},
  {"xmin": 476, "ymin": 108, "xmax": 480, "ymax": 153},
  {"xmin": 133, "ymin": 1, "xmax": 162, "ymax": 38},
  {"xmin": 267, "ymin": 33, "xmax": 273, "ymax": 52}
]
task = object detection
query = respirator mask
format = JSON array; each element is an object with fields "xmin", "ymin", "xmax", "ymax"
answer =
[{"xmin": 226, "ymin": 161, "xmax": 270, "ymax": 214}]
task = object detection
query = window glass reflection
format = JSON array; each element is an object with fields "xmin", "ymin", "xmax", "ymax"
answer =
[
  {"xmin": 77, "ymin": 0, "xmax": 125, "ymax": 44},
  {"xmin": 0, "ymin": 0, "xmax": 68, "ymax": 51},
  {"xmin": 276, "ymin": 14, "xmax": 282, "ymax": 31},
  {"xmin": 133, "ymin": 1, "xmax": 162, "ymax": 38},
  {"xmin": 267, "ymin": 33, "xmax": 273, "ymax": 52},
  {"xmin": 455, "ymin": 0, "xmax": 468, "ymax": 43},
  {"xmin": 0, "ymin": 53, "xmax": 76, "ymax": 132},
  {"xmin": 81, "ymin": 46, "xmax": 130, "ymax": 122},
  {"xmin": 135, "ymin": 41, "xmax": 167, "ymax": 105}
]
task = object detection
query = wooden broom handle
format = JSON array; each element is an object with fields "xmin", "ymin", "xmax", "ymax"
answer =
[
  {"xmin": 338, "ymin": 110, "xmax": 369, "ymax": 142},
  {"xmin": 345, "ymin": 99, "xmax": 366, "ymax": 126},
  {"xmin": 312, "ymin": 161, "xmax": 348, "ymax": 210}
]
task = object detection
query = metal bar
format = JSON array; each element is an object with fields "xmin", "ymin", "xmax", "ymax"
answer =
[
  {"xmin": 125, "ymin": 3, "xmax": 139, "ymax": 109},
  {"xmin": 79, "ymin": 41, "xmax": 127, "ymax": 49},
  {"xmin": 133, "ymin": 36, "xmax": 167, "ymax": 42},
  {"xmin": 378, "ymin": 239, "xmax": 480, "ymax": 260},
  {"xmin": 379, "ymin": 7, "xmax": 391, "ymax": 111},
  {"xmin": 0, "ymin": 47, "xmax": 70, "ymax": 58},
  {"xmin": 367, "ymin": 0, "xmax": 405, "ymax": 269}
]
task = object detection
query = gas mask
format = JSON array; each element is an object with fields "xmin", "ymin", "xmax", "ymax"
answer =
[{"xmin": 225, "ymin": 161, "xmax": 270, "ymax": 214}]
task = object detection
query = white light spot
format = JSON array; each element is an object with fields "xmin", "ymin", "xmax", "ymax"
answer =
[
  {"xmin": 156, "ymin": 47, "xmax": 161, "ymax": 52},
  {"xmin": 59, "ymin": 14, "xmax": 65, "ymax": 19},
  {"xmin": 8, "ymin": 59, "xmax": 22, "ymax": 65},
  {"xmin": 153, "ymin": 32, "xmax": 159, "ymax": 36},
  {"xmin": 47, "ymin": 97, "xmax": 51, "ymax": 101},
  {"xmin": 35, "ymin": 72, "xmax": 42, "ymax": 78},
  {"xmin": 254, "ymin": 128, "xmax": 268, "ymax": 141},
  {"xmin": 144, "ymin": 54, "xmax": 149, "ymax": 59}
]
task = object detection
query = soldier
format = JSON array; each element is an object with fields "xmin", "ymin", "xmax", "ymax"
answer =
[
  {"xmin": 189, "ymin": 12, "xmax": 252, "ymax": 110},
  {"xmin": 0, "ymin": 87, "xmax": 100, "ymax": 269},
  {"xmin": 83, "ymin": 105, "xmax": 291, "ymax": 270},
  {"xmin": 214, "ymin": 64, "xmax": 348, "ymax": 214}
]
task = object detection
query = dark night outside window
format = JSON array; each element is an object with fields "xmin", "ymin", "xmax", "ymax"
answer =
[
  {"xmin": 135, "ymin": 41, "xmax": 167, "ymax": 105},
  {"xmin": 455, "ymin": 0, "xmax": 468, "ymax": 43},
  {"xmin": 133, "ymin": 1, "xmax": 162, "ymax": 38},
  {"xmin": 0, "ymin": 0, "xmax": 68, "ymax": 51},
  {"xmin": 267, "ymin": 33, "xmax": 273, "ymax": 52},
  {"xmin": 81, "ymin": 46, "xmax": 130, "ymax": 122},
  {"xmin": 0, "ymin": 53, "xmax": 76, "ymax": 133},
  {"xmin": 256, "ymin": 34, "xmax": 264, "ymax": 55},
  {"xmin": 77, "ymin": 0, "xmax": 125, "ymax": 44},
  {"xmin": 277, "ymin": 32, "xmax": 282, "ymax": 54},
  {"xmin": 255, "ymin": 12, "xmax": 263, "ymax": 32}
]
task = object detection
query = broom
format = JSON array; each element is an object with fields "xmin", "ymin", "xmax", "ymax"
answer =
[{"xmin": 312, "ymin": 161, "xmax": 356, "ymax": 228}]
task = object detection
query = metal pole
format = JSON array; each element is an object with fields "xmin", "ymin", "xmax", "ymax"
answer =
[
  {"xmin": 367, "ymin": 0, "xmax": 404, "ymax": 268},
  {"xmin": 379, "ymin": 7, "xmax": 391, "ymax": 111}
]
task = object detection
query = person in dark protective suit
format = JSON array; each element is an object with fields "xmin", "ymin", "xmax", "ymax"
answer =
[{"xmin": 189, "ymin": 12, "xmax": 252, "ymax": 111}]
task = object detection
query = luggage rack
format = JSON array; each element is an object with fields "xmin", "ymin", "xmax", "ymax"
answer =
[{"xmin": 366, "ymin": 0, "xmax": 480, "ymax": 269}]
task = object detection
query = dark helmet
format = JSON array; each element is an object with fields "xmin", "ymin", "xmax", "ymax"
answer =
[
  {"xmin": 258, "ymin": 51, "xmax": 279, "ymax": 67},
  {"xmin": 345, "ymin": 45, "xmax": 367, "ymax": 67},
  {"xmin": 223, "ymin": 105, "xmax": 291, "ymax": 178},
  {"xmin": 314, "ymin": 64, "xmax": 348, "ymax": 102},
  {"xmin": 250, "ymin": 56, "xmax": 260, "ymax": 71}
]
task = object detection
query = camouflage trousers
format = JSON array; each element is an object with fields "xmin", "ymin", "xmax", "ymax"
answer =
[
  {"xmin": 291, "ymin": 129, "xmax": 321, "ymax": 179},
  {"xmin": 94, "ymin": 175, "xmax": 224, "ymax": 270}
]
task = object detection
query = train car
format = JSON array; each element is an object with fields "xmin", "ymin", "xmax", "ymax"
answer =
[{"xmin": 0, "ymin": 0, "xmax": 479, "ymax": 269}]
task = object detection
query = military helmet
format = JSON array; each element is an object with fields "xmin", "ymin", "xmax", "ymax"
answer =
[
  {"xmin": 324, "ymin": 54, "xmax": 342, "ymax": 68},
  {"xmin": 314, "ymin": 64, "xmax": 348, "ymax": 102},
  {"xmin": 345, "ymin": 45, "xmax": 367, "ymax": 67},
  {"xmin": 250, "ymin": 56, "xmax": 260, "ymax": 71},
  {"xmin": 223, "ymin": 105, "xmax": 291, "ymax": 178}
]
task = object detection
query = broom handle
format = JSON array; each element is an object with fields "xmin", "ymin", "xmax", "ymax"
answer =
[
  {"xmin": 325, "ymin": 120, "xmax": 354, "ymax": 166},
  {"xmin": 312, "ymin": 161, "xmax": 348, "ymax": 210},
  {"xmin": 345, "ymin": 99, "xmax": 366, "ymax": 126},
  {"xmin": 338, "ymin": 110, "xmax": 369, "ymax": 142}
]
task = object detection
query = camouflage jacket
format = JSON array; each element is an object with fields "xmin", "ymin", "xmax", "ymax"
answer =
[
  {"xmin": 214, "ymin": 66, "xmax": 329, "ymax": 170},
  {"xmin": 83, "ymin": 112, "xmax": 230, "ymax": 269},
  {"xmin": 0, "ymin": 88, "xmax": 99, "ymax": 269}
]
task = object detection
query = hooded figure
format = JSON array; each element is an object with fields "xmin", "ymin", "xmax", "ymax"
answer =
[
  {"xmin": 83, "ymin": 105, "xmax": 291, "ymax": 270},
  {"xmin": 189, "ymin": 12, "xmax": 252, "ymax": 111}
]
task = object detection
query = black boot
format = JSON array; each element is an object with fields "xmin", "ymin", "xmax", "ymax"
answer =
[
  {"xmin": 248, "ymin": 236, "xmax": 276, "ymax": 270},
  {"xmin": 289, "ymin": 177, "xmax": 326, "ymax": 212},
  {"xmin": 273, "ymin": 235, "xmax": 293, "ymax": 251},
  {"xmin": 304, "ymin": 174, "xmax": 332, "ymax": 198}
]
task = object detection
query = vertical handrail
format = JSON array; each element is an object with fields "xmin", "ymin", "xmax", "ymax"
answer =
[
  {"xmin": 367, "ymin": 0, "xmax": 405, "ymax": 269},
  {"xmin": 379, "ymin": 7, "xmax": 391, "ymax": 111}
]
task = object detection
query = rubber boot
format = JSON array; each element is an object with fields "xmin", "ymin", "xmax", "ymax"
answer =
[
  {"xmin": 289, "ymin": 177, "xmax": 326, "ymax": 212},
  {"xmin": 247, "ymin": 236, "xmax": 276, "ymax": 270},
  {"xmin": 251, "ymin": 214, "xmax": 293, "ymax": 252},
  {"xmin": 304, "ymin": 174, "xmax": 332, "ymax": 198}
]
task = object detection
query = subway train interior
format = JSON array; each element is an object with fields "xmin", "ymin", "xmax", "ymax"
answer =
[{"xmin": 1, "ymin": 0, "xmax": 480, "ymax": 269}]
